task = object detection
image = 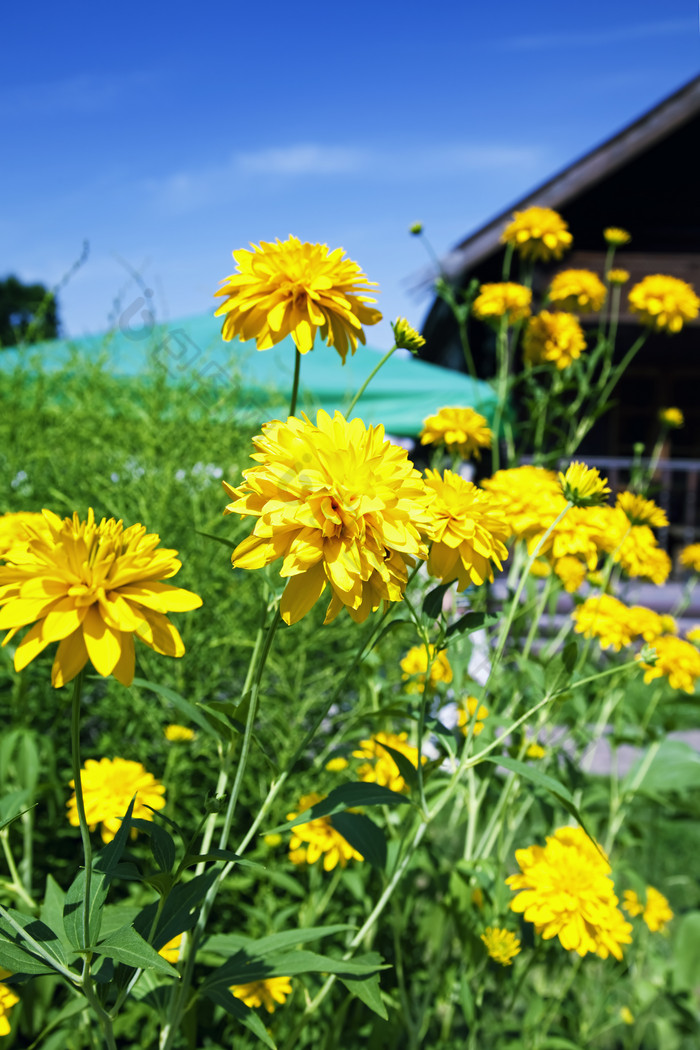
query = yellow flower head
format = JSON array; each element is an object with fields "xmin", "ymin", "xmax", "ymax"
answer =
[
  {"xmin": 230, "ymin": 977, "xmax": 292, "ymax": 1013},
  {"xmin": 626, "ymin": 605, "xmax": 676, "ymax": 643},
  {"xmin": 523, "ymin": 311, "xmax": 586, "ymax": 370},
  {"xmin": 639, "ymin": 634, "xmax": 700, "ymax": 693},
  {"xmin": 158, "ymin": 934, "xmax": 183, "ymax": 964},
  {"xmin": 0, "ymin": 979, "xmax": 19, "ymax": 1038},
  {"xmin": 0, "ymin": 509, "xmax": 202, "ymax": 688},
  {"xmin": 679, "ymin": 543, "xmax": 700, "ymax": 573},
  {"xmin": 620, "ymin": 1006, "xmax": 635, "ymax": 1026},
  {"xmin": 287, "ymin": 792, "xmax": 363, "ymax": 870},
  {"xmin": 325, "ymin": 756, "xmax": 349, "ymax": 772},
  {"xmin": 525, "ymin": 740, "xmax": 546, "ymax": 760},
  {"xmin": 659, "ymin": 406, "xmax": 684, "ymax": 428},
  {"xmin": 686, "ymin": 625, "xmax": 700, "ymax": 645},
  {"xmin": 501, "ymin": 206, "xmax": 573, "ymax": 262},
  {"xmin": 603, "ymin": 227, "xmax": 631, "ymax": 247},
  {"xmin": 507, "ymin": 825, "xmax": 632, "ymax": 960},
  {"xmin": 548, "ymin": 270, "xmax": 607, "ymax": 313},
  {"xmin": 164, "ymin": 724, "xmax": 195, "ymax": 743},
  {"xmin": 528, "ymin": 506, "xmax": 603, "ymax": 573},
  {"xmin": 572, "ymin": 594, "xmax": 637, "ymax": 651},
  {"xmin": 552, "ymin": 555, "xmax": 587, "ymax": 593},
  {"xmin": 481, "ymin": 467, "xmax": 563, "ymax": 540},
  {"xmin": 623, "ymin": 886, "xmax": 673, "ymax": 932},
  {"xmin": 0, "ymin": 511, "xmax": 51, "ymax": 562},
  {"xmin": 214, "ymin": 236, "xmax": 381, "ymax": 361},
  {"xmin": 424, "ymin": 469, "xmax": 511, "ymax": 589},
  {"xmin": 391, "ymin": 317, "xmax": 425, "ymax": 353},
  {"xmin": 420, "ymin": 406, "xmax": 492, "ymax": 460},
  {"xmin": 457, "ymin": 696, "xmax": 489, "ymax": 737},
  {"xmin": 559, "ymin": 462, "xmax": 610, "ymax": 508},
  {"xmin": 616, "ymin": 492, "xmax": 668, "ymax": 528},
  {"xmin": 480, "ymin": 927, "xmax": 521, "ymax": 966},
  {"xmin": 607, "ymin": 268, "xmax": 630, "ymax": 285},
  {"xmin": 67, "ymin": 757, "xmax": 166, "ymax": 844},
  {"xmin": 472, "ymin": 282, "xmax": 532, "ymax": 326},
  {"xmin": 353, "ymin": 731, "xmax": 423, "ymax": 793},
  {"xmin": 591, "ymin": 506, "xmax": 671, "ymax": 584},
  {"xmin": 628, "ymin": 274, "xmax": 699, "ymax": 333},
  {"xmin": 400, "ymin": 644, "xmax": 452, "ymax": 691},
  {"xmin": 224, "ymin": 411, "xmax": 433, "ymax": 626}
]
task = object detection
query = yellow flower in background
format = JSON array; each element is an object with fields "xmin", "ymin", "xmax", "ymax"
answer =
[
  {"xmin": 686, "ymin": 625, "xmax": 700, "ymax": 645},
  {"xmin": 0, "ymin": 511, "xmax": 51, "ymax": 562},
  {"xmin": 528, "ymin": 506, "xmax": 602, "ymax": 573},
  {"xmin": 419, "ymin": 406, "xmax": 492, "ymax": 460},
  {"xmin": 607, "ymin": 269, "xmax": 630, "ymax": 285},
  {"xmin": 480, "ymin": 927, "xmax": 521, "ymax": 966},
  {"xmin": 525, "ymin": 740, "xmax": 546, "ymax": 760},
  {"xmin": 391, "ymin": 317, "xmax": 425, "ymax": 353},
  {"xmin": 230, "ymin": 977, "xmax": 292, "ymax": 1013},
  {"xmin": 572, "ymin": 594, "xmax": 637, "ymax": 651},
  {"xmin": 616, "ymin": 492, "xmax": 668, "ymax": 528},
  {"xmin": 424, "ymin": 470, "xmax": 510, "ymax": 589},
  {"xmin": 623, "ymin": 887, "xmax": 673, "ymax": 932},
  {"xmin": 548, "ymin": 270, "xmax": 607, "ymax": 313},
  {"xmin": 552, "ymin": 555, "xmax": 587, "ymax": 593},
  {"xmin": 559, "ymin": 462, "xmax": 610, "ymax": 508},
  {"xmin": 626, "ymin": 606, "xmax": 676, "ymax": 643},
  {"xmin": 507, "ymin": 825, "xmax": 632, "ymax": 960},
  {"xmin": 591, "ymin": 506, "xmax": 671, "ymax": 584},
  {"xmin": 224, "ymin": 411, "xmax": 433, "ymax": 626},
  {"xmin": 472, "ymin": 282, "xmax": 532, "ymax": 325},
  {"xmin": 501, "ymin": 206, "xmax": 573, "ymax": 261},
  {"xmin": 481, "ymin": 467, "xmax": 562, "ymax": 540},
  {"xmin": 353, "ymin": 731, "xmax": 423, "ymax": 793},
  {"xmin": 457, "ymin": 696, "xmax": 489, "ymax": 736},
  {"xmin": 67, "ymin": 757, "xmax": 166, "ymax": 844},
  {"xmin": 620, "ymin": 1006, "xmax": 635, "ymax": 1025},
  {"xmin": 158, "ymin": 934, "xmax": 183, "ymax": 964},
  {"xmin": 287, "ymin": 792, "xmax": 363, "ymax": 870},
  {"xmin": 522, "ymin": 311, "xmax": 586, "ymax": 370},
  {"xmin": 0, "ymin": 509, "xmax": 202, "ymax": 688},
  {"xmin": 603, "ymin": 227, "xmax": 631, "ymax": 247},
  {"xmin": 0, "ymin": 976, "xmax": 19, "ymax": 1038},
  {"xmin": 325, "ymin": 756, "xmax": 349, "ymax": 772},
  {"xmin": 639, "ymin": 634, "xmax": 700, "ymax": 693},
  {"xmin": 659, "ymin": 406, "xmax": 684, "ymax": 428},
  {"xmin": 680, "ymin": 543, "xmax": 700, "ymax": 573},
  {"xmin": 214, "ymin": 236, "xmax": 381, "ymax": 362},
  {"xmin": 400, "ymin": 644, "xmax": 453, "ymax": 691},
  {"xmin": 164, "ymin": 724, "xmax": 195, "ymax": 743},
  {"xmin": 628, "ymin": 274, "xmax": 700, "ymax": 333}
]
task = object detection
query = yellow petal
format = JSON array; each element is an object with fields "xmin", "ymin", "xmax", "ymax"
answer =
[
  {"xmin": 51, "ymin": 630, "xmax": 89, "ymax": 688},
  {"xmin": 81, "ymin": 606, "xmax": 124, "ymax": 677},
  {"xmin": 280, "ymin": 564, "xmax": 326, "ymax": 625}
]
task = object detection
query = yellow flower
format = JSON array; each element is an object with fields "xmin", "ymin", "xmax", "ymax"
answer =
[
  {"xmin": 287, "ymin": 792, "xmax": 363, "ymax": 870},
  {"xmin": 528, "ymin": 506, "xmax": 603, "ymax": 573},
  {"xmin": 400, "ymin": 644, "xmax": 453, "ymax": 691},
  {"xmin": 626, "ymin": 605, "xmax": 675, "ymax": 643},
  {"xmin": 507, "ymin": 826, "xmax": 632, "ymax": 960},
  {"xmin": 639, "ymin": 634, "xmax": 700, "ymax": 693},
  {"xmin": 424, "ymin": 469, "xmax": 511, "ymax": 589},
  {"xmin": 620, "ymin": 1006, "xmax": 635, "ymax": 1025},
  {"xmin": 548, "ymin": 270, "xmax": 607, "ymax": 313},
  {"xmin": 501, "ymin": 206, "xmax": 572, "ymax": 262},
  {"xmin": 353, "ymin": 731, "xmax": 424, "ymax": 793},
  {"xmin": 623, "ymin": 886, "xmax": 673, "ymax": 932},
  {"xmin": 686, "ymin": 625, "xmax": 700, "ymax": 645},
  {"xmin": 572, "ymin": 594, "xmax": 637, "ymax": 651},
  {"xmin": 628, "ymin": 274, "xmax": 700, "ymax": 333},
  {"xmin": 0, "ymin": 511, "xmax": 51, "ymax": 562},
  {"xmin": 224, "ymin": 411, "xmax": 433, "ymax": 626},
  {"xmin": 552, "ymin": 555, "xmax": 587, "ymax": 593},
  {"xmin": 164, "ymin": 724, "xmax": 195, "ymax": 743},
  {"xmin": 472, "ymin": 282, "xmax": 532, "ymax": 325},
  {"xmin": 659, "ymin": 406, "xmax": 684, "ymax": 428},
  {"xmin": 391, "ymin": 317, "xmax": 425, "ymax": 353},
  {"xmin": 457, "ymin": 696, "xmax": 489, "ymax": 736},
  {"xmin": 480, "ymin": 927, "xmax": 521, "ymax": 966},
  {"xmin": 230, "ymin": 977, "xmax": 292, "ymax": 1013},
  {"xmin": 264, "ymin": 832, "xmax": 283, "ymax": 848},
  {"xmin": 67, "ymin": 757, "xmax": 166, "ymax": 844},
  {"xmin": 0, "ymin": 509, "xmax": 202, "ymax": 688},
  {"xmin": 325, "ymin": 756, "xmax": 349, "ymax": 772},
  {"xmin": 616, "ymin": 492, "xmax": 668, "ymax": 528},
  {"xmin": 525, "ymin": 741, "xmax": 546, "ymax": 760},
  {"xmin": 214, "ymin": 236, "xmax": 381, "ymax": 361},
  {"xmin": 603, "ymin": 227, "xmax": 631, "ymax": 247},
  {"xmin": 591, "ymin": 506, "xmax": 671, "ymax": 584},
  {"xmin": 419, "ymin": 406, "xmax": 492, "ymax": 460},
  {"xmin": 523, "ymin": 311, "xmax": 586, "ymax": 370},
  {"xmin": 158, "ymin": 934, "xmax": 183, "ymax": 964},
  {"xmin": 0, "ymin": 977, "xmax": 19, "ymax": 1038},
  {"xmin": 680, "ymin": 543, "xmax": 700, "ymax": 573},
  {"xmin": 481, "ymin": 467, "xmax": 563, "ymax": 540},
  {"xmin": 559, "ymin": 463, "xmax": 610, "ymax": 508},
  {"xmin": 607, "ymin": 269, "xmax": 630, "ymax": 285}
]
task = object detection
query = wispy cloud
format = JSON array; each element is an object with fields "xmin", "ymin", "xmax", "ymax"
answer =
[
  {"xmin": 237, "ymin": 144, "xmax": 367, "ymax": 175},
  {"xmin": 0, "ymin": 70, "xmax": 158, "ymax": 118},
  {"xmin": 497, "ymin": 18, "xmax": 697, "ymax": 51}
]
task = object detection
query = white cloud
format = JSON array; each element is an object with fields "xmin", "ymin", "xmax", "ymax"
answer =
[{"xmin": 236, "ymin": 144, "xmax": 367, "ymax": 175}]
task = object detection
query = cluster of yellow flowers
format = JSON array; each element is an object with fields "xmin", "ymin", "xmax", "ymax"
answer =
[
  {"xmin": 67, "ymin": 757, "xmax": 166, "ymax": 843},
  {"xmin": 572, "ymin": 594, "xmax": 675, "ymax": 652},
  {"xmin": 457, "ymin": 696, "xmax": 489, "ymax": 736},
  {"xmin": 353, "ymin": 731, "xmax": 423, "ymax": 794},
  {"xmin": 286, "ymin": 792, "xmax": 364, "ymax": 870},
  {"xmin": 400, "ymin": 644, "xmax": 453, "ymax": 691},
  {"xmin": 623, "ymin": 886, "xmax": 673, "ymax": 932},
  {"xmin": 419, "ymin": 406, "xmax": 492, "ymax": 460}
]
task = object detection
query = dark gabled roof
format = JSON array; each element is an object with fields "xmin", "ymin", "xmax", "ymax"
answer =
[{"xmin": 438, "ymin": 74, "xmax": 700, "ymax": 281}]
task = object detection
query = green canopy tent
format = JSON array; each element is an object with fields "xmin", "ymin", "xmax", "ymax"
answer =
[{"xmin": 1, "ymin": 312, "xmax": 497, "ymax": 436}]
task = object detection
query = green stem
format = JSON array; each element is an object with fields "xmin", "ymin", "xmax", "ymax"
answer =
[
  {"xmin": 289, "ymin": 348, "xmax": 302, "ymax": 416},
  {"xmin": 69, "ymin": 670, "xmax": 93, "ymax": 955},
  {"xmin": 345, "ymin": 344, "xmax": 398, "ymax": 417},
  {"xmin": 0, "ymin": 830, "xmax": 37, "ymax": 911}
]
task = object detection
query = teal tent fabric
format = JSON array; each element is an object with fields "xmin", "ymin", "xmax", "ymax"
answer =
[{"xmin": 0, "ymin": 312, "xmax": 497, "ymax": 437}]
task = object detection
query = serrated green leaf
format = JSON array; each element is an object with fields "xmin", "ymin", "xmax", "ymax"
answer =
[
  {"xmin": 339, "ymin": 953, "xmax": 387, "ymax": 1019},
  {"xmin": 266, "ymin": 781, "xmax": 409, "ymax": 835},
  {"xmin": 202, "ymin": 986, "xmax": 276, "ymax": 1050},
  {"xmin": 332, "ymin": 812, "xmax": 386, "ymax": 870},
  {"xmin": 94, "ymin": 924, "xmax": 178, "ymax": 976}
]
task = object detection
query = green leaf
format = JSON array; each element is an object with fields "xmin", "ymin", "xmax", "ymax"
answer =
[
  {"xmin": 0, "ymin": 791, "xmax": 34, "ymax": 833},
  {"xmin": 129, "ymin": 818, "xmax": 176, "ymax": 873},
  {"xmin": 204, "ymin": 925, "xmax": 352, "ymax": 959},
  {"xmin": 544, "ymin": 641, "xmax": 578, "ymax": 694},
  {"xmin": 0, "ymin": 910, "xmax": 69, "ymax": 975},
  {"xmin": 195, "ymin": 530, "xmax": 239, "ymax": 552},
  {"xmin": 339, "ymin": 953, "xmax": 387, "ymax": 1019},
  {"xmin": 135, "ymin": 869, "xmax": 218, "ymax": 951},
  {"xmin": 446, "ymin": 611, "xmax": 497, "ymax": 638},
  {"xmin": 625, "ymin": 740, "xmax": 700, "ymax": 798},
  {"xmin": 202, "ymin": 986, "xmax": 276, "ymax": 1050},
  {"xmin": 422, "ymin": 583, "xmax": 451, "ymax": 619},
  {"xmin": 39, "ymin": 876, "xmax": 74, "ymax": 955},
  {"xmin": 480, "ymin": 757, "xmax": 596, "ymax": 843},
  {"xmin": 131, "ymin": 677, "xmax": 220, "ymax": 738},
  {"xmin": 93, "ymin": 924, "xmax": 178, "ymax": 976},
  {"xmin": 181, "ymin": 849, "xmax": 266, "ymax": 872},
  {"xmin": 332, "ymin": 812, "xmax": 386, "ymax": 870},
  {"xmin": 368, "ymin": 617, "xmax": 410, "ymax": 652},
  {"xmin": 203, "ymin": 947, "xmax": 386, "ymax": 990},
  {"xmin": 266, "ymin": 781, "xmax": 410, "ymax": 835},
  {"xmin": 371, "ymin": 741, "xmax": 419, "ymax": 791},
  {"xmin": 672, "ymin": 912, "xmax": 700, "ymax": 992}
]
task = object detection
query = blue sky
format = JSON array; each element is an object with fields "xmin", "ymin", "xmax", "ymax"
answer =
[{"xmin": 3, "ymin": 1, "xmax": 699, "ymax": 348}]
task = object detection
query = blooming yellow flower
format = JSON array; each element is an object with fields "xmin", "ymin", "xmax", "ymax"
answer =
[
  {"xmin": 659, "ymin": 406, "xmax": 684, "ymax": 428},
  {"xmin": 353, "ymin": 731, "xmax": 423, "ymax": 793},
  {"xmin": 164, "ymin": 724, "xmax": 195, "ymax": 743},
  {"xmin": 214, "ymin": 237, "xmax": 381, "ymax": 362},
  {"xmin": 559, "ymin": 463, "xmax": 610, "ymax": 508},
  {"xmin": 481, "ymin": 467, "xmax": 562, "ymax": 540},
  {"xmin": 224, "ymin": 411, "xmax": 432, "ymax": 625},
  {"xmin": 0, "ymin": 976, "xmax": 19, "ymax": 1038},
  {"xmin": 325, "ymin": 756, "xmax": 349, "ymax": 772},
  {"xmin": 628, "ymin": 274, "xmax": 700, "ymax": 333},
  {"xmin": 230, "ymin": 977, "xmax": 292, "ymax": 1013},
  {"xmin": 528, "ymin": 506, "xmax": 603, "ymax": 573},
  {"xmin": 158, "ymin": 934, "xmax": 183, "ymax": 964},
  {"xmin": 392, "ymin": 317, "xmax": 425, "ymax": 353},
  {"xmin": 572, "ymin": 594, "xmax": 637, "ymax": 651},
  {"xmin": 501, "ymin": 207, "xmax": 573, "ymax": 262},
  {"xmin": 419, "ymin": 406, "xmax": 492, "ymax": 460},
  {"xmin": 616, "ymin": 492, "xmax": 668, "ymax": 528},
  {"xmin": 480, "ymin": 927, "xmax": 521, "ymax": 966},
  {"xmin": 400, "ymin": 644, "xmax": 453, "ymax": 691},
  {"xmin": 0, "ymin": 511, "xmax": 51, "ymax": 562},
  {"xmin": 639, "ymin": 635, "xmax": 700, "ymax": 693},
  {"xmin": 603, "ymin": 228, "xmax": 631, "ymax": 247},
  {"xmin": 680, "ymin": 543, "xmax": 700, "ymax": 573},
  {"xmin": 591, "ymin": 506, "xmax": 671, "ymax": 584},
  {"xmin": 0, "ymin": 509, "xmax": 202, "ymax": 688},
  {"xmin": 472, "ymin": 282, "xmax": 532, "ymax": 325},
  {"xmin": 67, "ymin": 757, "xmax": 166, "ymax": 844},
  {"xmin": 548, "ymin": 270, "xmax": 607, "ymax": 313},
  {"xmin": 507, "ymin": 826, "xmax": 632, "ymax": 960},
  {"xmin": 424, "ymin": 469, "xmax": 510, "ymax": 589},
  {"xmin": 522, "ymin": 311, "xmax": 586, "ymax": 370},
  {"xmin": 623, "ymin": 886, "xmax": 673, "ymax": 932},
  {"xmin": 457, "ymin": 696, "xmax": 489, "ymax": 736},
  {"xmin": 287, "ymin": 792, "xmax": 363, "ymax": 870},
  {"xmin": 607, "ymin": 269, "xmax": 630, "ymax": 285}
]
